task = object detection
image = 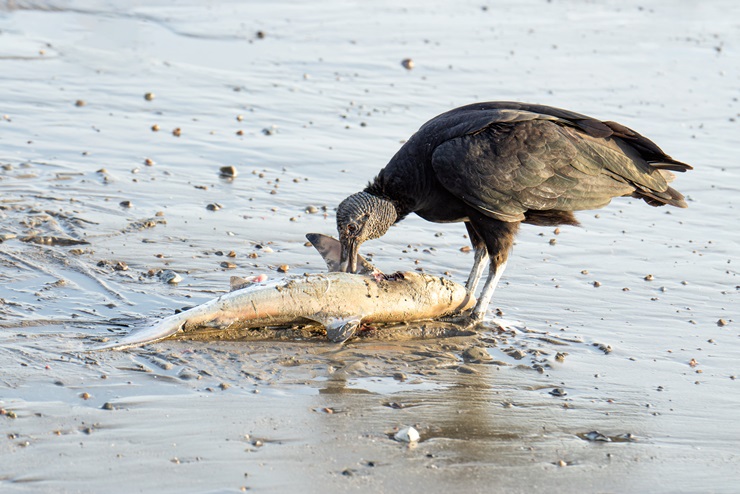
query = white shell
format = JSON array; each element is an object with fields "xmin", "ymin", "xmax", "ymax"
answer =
[{"xmin": 394, "ymin": 426, "xmax": 420, "ymax": 443}]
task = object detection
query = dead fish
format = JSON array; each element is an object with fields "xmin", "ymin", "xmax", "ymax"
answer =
[{"xmin": 95, "ymin": 233, "xmax": 474, "ymax": 349}]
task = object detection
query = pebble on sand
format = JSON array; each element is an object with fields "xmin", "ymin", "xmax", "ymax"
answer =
[
  {"xmin": 401, "ymin": 58, "xmax": 414, "ymax": 70},
  {"xmin": 144, "ymin": 92, "xmax": 155, "ymax": 101}
]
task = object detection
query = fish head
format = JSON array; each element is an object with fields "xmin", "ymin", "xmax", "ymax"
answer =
[{"xmin": 306, "ymin": 233, "xmax": 380, "ymax": 276}]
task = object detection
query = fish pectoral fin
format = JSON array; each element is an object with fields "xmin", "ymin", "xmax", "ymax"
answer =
[{"xmin": 324, "ymin": 317, "xmax": 362, "ymax": 343}]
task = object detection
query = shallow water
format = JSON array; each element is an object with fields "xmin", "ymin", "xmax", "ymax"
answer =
[{"xmin": 1, "ymin": 1, "xmax": 739, "ymax": 492}]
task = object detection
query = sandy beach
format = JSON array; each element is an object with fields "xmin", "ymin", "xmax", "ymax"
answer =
[{"xmin": 1, "ymin": 1, "xmax": 738, "ymax": 492}]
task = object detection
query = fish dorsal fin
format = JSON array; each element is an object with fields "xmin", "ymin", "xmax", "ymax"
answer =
[{"xmin": 305, "ymin": 233, "xmax": 380, "ymax": 275}]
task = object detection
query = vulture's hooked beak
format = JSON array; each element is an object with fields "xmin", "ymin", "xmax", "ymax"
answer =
[{"xmin": 339, "ymin": 237, "xmax": 359, "ymax": 273}]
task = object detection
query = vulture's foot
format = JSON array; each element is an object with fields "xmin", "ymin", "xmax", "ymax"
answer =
[{"xmin": 441, "ymin": 310, "xmax": 484, "ymax": 329}]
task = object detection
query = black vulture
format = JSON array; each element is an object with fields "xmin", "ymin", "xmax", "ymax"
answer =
[{"xmin": 335, "ymin": 102, "xmax": 692, "ymax": 323}]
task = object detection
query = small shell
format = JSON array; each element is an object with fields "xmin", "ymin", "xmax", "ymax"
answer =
[
  {"xmin": 584, "ymin": 431, "xmax": 611, "ymax": 442},
  {"xmin": 158, "ymin": 270, "xmax": 183, "ymax": 284},
  {"xmin": 220, "ymin": 165, "xmax": 238, "ymax": 178},
  {"xmin": 394, "ymin": 426, "xmax": 420, "ymax": 443}
]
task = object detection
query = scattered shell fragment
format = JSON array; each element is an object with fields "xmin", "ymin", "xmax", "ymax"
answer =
[
  {"xmin": 172, "ymin": 127, "xmax": 182, "ymax": 137},
  {"xmin": 206, "ymin": 203, "xmax": 222, "ymax": 211},
  {"xmin": 220, "ymin": 261, "xmax": 237, "ymax": 270},
  {"xmin": 305, "ymin": 205, "xmax": 319, "ymax": 214},
  {"xmin": 219, "ymin": 165, "xmax": 238, "ymax": 178},
  {"xmin": 394, "ymin": 426, "xmax": 420, "ymax": 443},
  {"xmin": 158, "ymin": 270, "xmax": 183, "ymax": 284},
  {"xmin": 644, "ymin": 274, "xmax": 654, "ymax": 281},
  {"xmin": 460, "ymin": 245, "xmax": 471, "ymax": 253},
  {"xmin": 593, "ymin": 342, "xmax": 612, "ymax": 354},
  {"xmin": 75, "ymin": 99, "xmax": 86, "ymax": 107},
  {"xmin": 584, "ymin": 431, "xmax": 611, "ymax": 442},
  {"xmin": 151, "ymin": 124, "xmax": 160, "ymax": 132},
  {"xmin": 717, "ymin": 318, "xmax": 728, "ymax": 327},
  {"xmin": 549, "ymin": 387, "xmax": 567, "ymax": 397},
  {"xmin": 613, "ymin": 433, "xmax": 637, "ymax": 442},
  {"xmin": 593, "ymin": 281, "xmax": 601, "ymax": 287},
  {"xmin": 277, "ymin": 264, "xmax": 289, "ymax": 273},
  {"xmin": 144, "ymin": 158, "xmax": 155, "ymax": 166},
  {"xmin": 144, "ymin": 92, "xmax": 155, "ymax": 101},
  {"xmin": 401, "ymin": 58, "xmax": 414, "ymax": 70}
]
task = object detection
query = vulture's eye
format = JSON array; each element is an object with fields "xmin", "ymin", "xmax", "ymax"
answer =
[{"xmin": 347, "ymin": 223, "xmax": 358, "ymax": 234}]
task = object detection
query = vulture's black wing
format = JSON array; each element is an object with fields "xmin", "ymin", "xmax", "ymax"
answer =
[{"xmin": 429, "ymin": 106, "xmax": 690, "ymax": 223}]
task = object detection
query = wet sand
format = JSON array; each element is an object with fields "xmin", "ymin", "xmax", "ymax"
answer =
[{"xmin": 1, "ymin": 1, "xmax": 739, "ymax": 492}]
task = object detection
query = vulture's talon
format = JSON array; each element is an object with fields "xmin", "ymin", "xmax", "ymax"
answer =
[{"xmin": 442, "ymin": 311, "xmax": 484, "ymax": 329}]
